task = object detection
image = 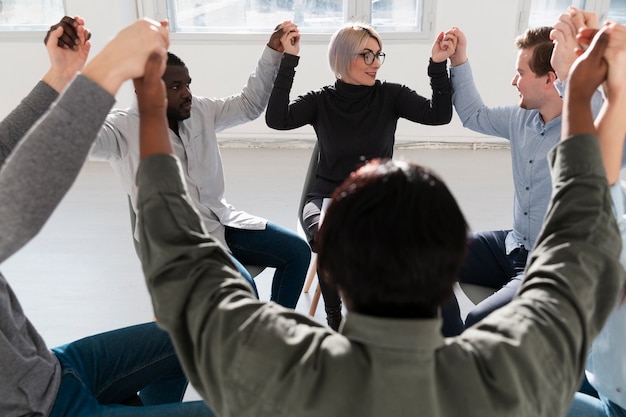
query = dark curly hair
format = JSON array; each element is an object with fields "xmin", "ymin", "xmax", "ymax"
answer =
[{"xmin": 316, "ymin": 159, "xmax": 468, "ymax": 319}]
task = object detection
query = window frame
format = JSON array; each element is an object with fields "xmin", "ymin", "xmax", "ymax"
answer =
[
  {"xmin": 516, "ymin": 0, "xmax": 615, "ymax": 33},
  {"xmin": 139, "ymin": 0, "xmax": 435, "ymax": 42},
  {"xmin": 0, "ymin": 0, "xmax": 66, "ymax": 41}
]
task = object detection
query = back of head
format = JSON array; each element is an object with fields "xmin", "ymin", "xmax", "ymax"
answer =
[
  {"xmin": 515, "ymin": 26, "xmax": 554, "ymax": 76},
  {"xmin": 328, "ymin": 23, "xmax": 383, "ymax": 80},
  {"xmin": 316, "ymin": 159, "xmax": 468, "ymax": 318}
]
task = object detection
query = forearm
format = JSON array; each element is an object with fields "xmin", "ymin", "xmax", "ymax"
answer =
[
  {"xmin": 139, "ymin": 110, "xmax": 172, "ymax": 159},
  {"xmin": 595, "ymin": 99, "xmax": 626, "ymax": 184},
  {"xmin": 239, "ymin": 46, "xmax": 283, "ymax": 119},
  {"xmin": 265, "ymin": 53, "xmax": 302, "ymax": 129},
  {"xmin": 137, "ymin": 154, "xmax": 258, "ymax": 403},
  {"xmin": 0, "ymin": 75, "xmax": 115, "ymax": 262},
  {"xmin": 0, "ymin": 81, "xmax": 59, "ymax": 166},
  {"xmin": 424, "ymin": 59, "xmax": 453, "ymax": 125},
  {"xmin": 451, "ymin": 61, "xmax": 511, "ymax": 137},
  {"xmin": 563, "ymin": 89, "xmax": 596, "ymax": 140}
]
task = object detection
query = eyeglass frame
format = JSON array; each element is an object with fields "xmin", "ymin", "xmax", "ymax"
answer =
[{"xmin": 356, "ymin": 50, "xmax": 386, "ymax": 65}]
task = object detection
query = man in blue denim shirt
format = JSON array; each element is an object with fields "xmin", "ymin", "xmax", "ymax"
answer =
[{"xmin": 441, "ymin": 19, "xmax": 605, "ymax": 334}]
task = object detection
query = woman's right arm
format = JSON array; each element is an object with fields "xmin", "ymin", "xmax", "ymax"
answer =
[{"xmin": 266, "ymin": 54, "xmax": 314, "ymax": 129}]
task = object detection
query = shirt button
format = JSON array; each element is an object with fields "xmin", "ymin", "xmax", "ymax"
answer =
[
  {"xmin": 525, "ymin": 186, "xmax": 530, "ymax": 190},
  {"xmin": 524, "ymin": 212, "xmax": 528, "ymax": 215},
  {"xmin": 529, "ymin": 160, "xmax": 533, "ymax": 164}
]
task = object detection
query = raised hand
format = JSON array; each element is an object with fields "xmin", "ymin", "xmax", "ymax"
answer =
[
  {"xmin": 447, "ymin": 27, "xmax": 467, "ymax": 67},
  {"xmin": 268, "ymin": 21, "xmax": 298, "ymax": 52},
  {"xmin": 134, "ymin": 52, "xmax": 173, "ymax": 158},
  {"xmin": 550, "ymin": 12, "xmax": 582, "ymax": 81},
  {"xmin": 569, "ymin": 26, "xmax": 609, "ymax": 100},
  {"xmin": 82, "ymin": 18, "xmax": 170, "ymax": 95},
  {"xmin": 42, "ymin": 16, "xmax": 91, "ymax": 92},
  {"xmin": 431, "ymin": 30, "xmax": 457, "ymax": 63},
  {"xmin": 279, "ymin": 21, "xmax": 300, "ymax": 55},
  {"xmin": 562, "ymin": 26, "xmax": 610, "ymax": 140},
  {"xmin": 43, "ymin": 15, "xmax": 91, "ymax": 48}
]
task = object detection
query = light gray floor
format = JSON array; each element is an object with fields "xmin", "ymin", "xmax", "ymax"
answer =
[{"xmin": 3, "ymin": 145, "xmax": 513, "ymax": 401}]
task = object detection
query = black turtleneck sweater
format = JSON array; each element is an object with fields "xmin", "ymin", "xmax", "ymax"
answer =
[{"xmin": 266, "ymin": 53, "xmax": 452, "ymax": 197}]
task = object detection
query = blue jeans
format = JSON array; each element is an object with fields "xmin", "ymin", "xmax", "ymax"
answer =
[
  {"xmin": 49, "ymin": 322, "xmax": 215, "ymax": 417},
  {"xmin": 567, "ymin": 374, "xmax": 626, "ymax": 417},
  {"xmin": 229, "ymin": 253, "xmax": 259, "ymax": 298},
  {"xmin": 226, "ymin": 221, "xmax": 311, "ymax": 308},
  {"xmin": 567, "ymin": 393, "xmax": 626, "ymax": 417},
  {"xmin": 441, "ymin": 230, "xmax": 528, "ymax": 336}
]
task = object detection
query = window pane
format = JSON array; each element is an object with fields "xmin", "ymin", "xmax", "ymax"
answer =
[
  {"xmin": 372, "ymin": 0, "xmax": 421, "ymax": 32},
  {"xmin": 168, "ymin": 0, "xmax": 345, "ymax": 34},
  {"xmin": 608, "ymin": 0, "xmax": 626, "ymax": 24},
  {"xmin": 0, "ymin": 0, "xmax": 64, "ymax": 30},
  {"xmin": 527, "ymin": 0, "xmax": 586, "ymax": 28}
]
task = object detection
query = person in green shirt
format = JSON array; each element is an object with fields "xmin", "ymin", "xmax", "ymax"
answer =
[{"xmin": 135, "ymin": 25, "xmax": 625, "ymax": 417}]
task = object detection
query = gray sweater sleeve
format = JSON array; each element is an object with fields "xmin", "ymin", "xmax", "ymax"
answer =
[
  {"xmin": 0, "ymin": 81, "xmax": 59, "ymax": 166},
  {"xmin": 0, "ymin": 74, "xmax": 115, "ymax": 263}
]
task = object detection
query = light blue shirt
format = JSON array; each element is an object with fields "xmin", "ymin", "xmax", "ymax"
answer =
[
  {"xmin": 586, "ymin": 181, "xmax": 626, "ymax": 410},
  {"xmin": 450, "ymin": 61, "xmax": 603, "ymax": 253}
]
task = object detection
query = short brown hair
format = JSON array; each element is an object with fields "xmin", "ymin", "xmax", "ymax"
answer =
[{"xmin": 514, "ymin": 26, "xmax": 555, "ymax": 77}]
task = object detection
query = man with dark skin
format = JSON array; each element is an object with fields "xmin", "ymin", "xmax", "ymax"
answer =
[{"xmin": 90, "ymin": 21, "xmax": 311, "ymax": 310}]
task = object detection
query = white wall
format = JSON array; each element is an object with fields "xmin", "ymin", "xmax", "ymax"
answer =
[{"xmin": 1, "ymin": 0, "xmax": 525, "ymax": 145}]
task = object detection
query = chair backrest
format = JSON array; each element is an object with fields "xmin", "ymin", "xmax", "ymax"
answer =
[{"xmin": 298, "ymin": 142, "xmax": 320, "ymax": 233}]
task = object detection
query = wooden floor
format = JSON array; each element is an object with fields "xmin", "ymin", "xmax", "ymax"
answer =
[{"xmin": 2, "ymin": 145, "xmax": 513, "ymax": 401}]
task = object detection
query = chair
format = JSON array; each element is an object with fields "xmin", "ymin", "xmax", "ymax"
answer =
[{"xmin": 298, "ymin": 142, "xmax": 322, "ymax": 316}]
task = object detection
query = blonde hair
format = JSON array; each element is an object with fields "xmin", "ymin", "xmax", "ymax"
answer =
[{"xmin": 328, "ymin": 23, "xmax": 382, "ymax": 80}]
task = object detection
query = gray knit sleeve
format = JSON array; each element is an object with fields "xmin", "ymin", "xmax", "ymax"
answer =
[
  {"xmin": 0, "ymin": 81, "xmax": 59, "ymax": 166},
  {"xmin": 0, "ymin": 75, "xmax": 115, "ymax": 262}
]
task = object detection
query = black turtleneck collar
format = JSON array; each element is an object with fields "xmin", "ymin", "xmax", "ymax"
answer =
[{"xmin": 333, "ymin": 79, "xmax": 379, "ymax": 100}]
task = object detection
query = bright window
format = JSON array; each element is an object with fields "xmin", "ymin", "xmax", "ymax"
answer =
[
  {"xmin": 607, "ymin": 0, "xmax": 626, "ymax": 23},
  {"xmin": 0, "ymin": 0, "xmax": 65, "ymax": 31},
  {"xmin": 526, "ymin": 0, "xmax": 587, "ymax": 28},
  {"xmin": 521, "ymin": 0, "xmax": 626, "ymax": 30},
  {"xmin": 144, "ymin": 0, "xmax": 429, "ymax": 36}
]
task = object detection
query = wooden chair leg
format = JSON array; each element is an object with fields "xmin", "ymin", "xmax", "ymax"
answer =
[
  {"xmin": 308, "ymin": 283, "xmax": 321, "ymax": 316},
  {"xmin": 303, "ymin": 255, "xmax": 317, "ymax": 293}
]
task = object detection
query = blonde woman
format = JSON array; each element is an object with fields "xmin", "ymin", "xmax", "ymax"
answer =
[{"xmin": 266, "ymin": 23, "xmax": 457, "ymax": 331}]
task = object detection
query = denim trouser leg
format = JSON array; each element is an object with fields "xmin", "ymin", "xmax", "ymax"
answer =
[
  {"xmin": 226, "ymin": 222, "xmax": 311, "ymax": 309},
  {"xmin": 459, "ymin": 230, "xmax": 528, "ymax": 329},
  {"xmin": 566, "ymin": 392, "xmax": 607, "ymax": 417},
  {"xmin": 566, "ymin": 392, "xmax": 626, "ymax": 417},
  {"xmin": 50, "ymin": 322, "xmax": 215, "ymax": 417},
  {"xmin": 228, "ymin": 252, "xmax": 260, "ymax": 298},
  {"xmin": 441, "ymin": 230, "xmax": 523, "ymax": 336}
]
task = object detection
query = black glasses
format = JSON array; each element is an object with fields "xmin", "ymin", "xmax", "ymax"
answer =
[{"xmin": 357, "ymin": 51, "xmax": 385, "ymax": 65}]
